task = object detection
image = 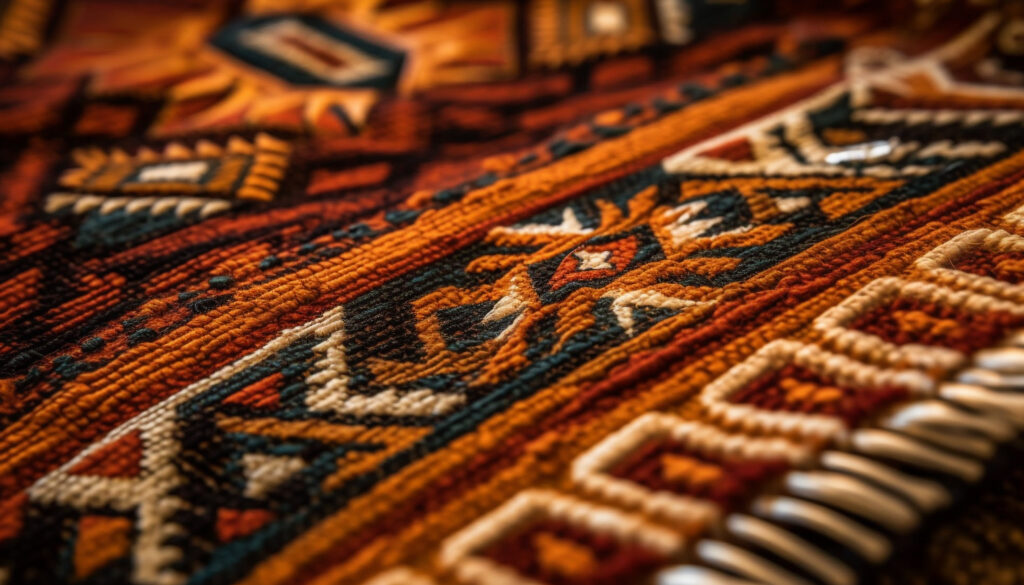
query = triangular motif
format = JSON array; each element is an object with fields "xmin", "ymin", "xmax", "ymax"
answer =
[
  {"xmin": 67, "ymin": 430, "xmax": 144, "ymax": 478},
  {"xmin": 223, "ymin": 373, "xmax": 284, "ymax": 410}
]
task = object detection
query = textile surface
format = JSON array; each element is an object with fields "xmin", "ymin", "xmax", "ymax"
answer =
[{"xmin": 1, "ymin": 1, "xmax": 1024, "ymax": 584}]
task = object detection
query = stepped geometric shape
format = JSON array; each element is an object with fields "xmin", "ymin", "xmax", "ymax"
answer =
[{"xmin": 211, "ymin": 15, "xmax": 405, "ymax": 89}]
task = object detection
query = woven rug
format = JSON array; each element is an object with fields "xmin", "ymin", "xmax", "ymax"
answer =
[{"xmin": 2, "ymin": 2, "xmax": 1024, "ymax": 584}]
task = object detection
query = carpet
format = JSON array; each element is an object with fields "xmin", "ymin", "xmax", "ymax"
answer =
[{"xmin": 1, "ymin": 1, "xmax": 1023, "ymax": 585}]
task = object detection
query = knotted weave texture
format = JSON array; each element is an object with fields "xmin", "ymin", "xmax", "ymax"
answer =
[{"xmin": 2, "ymin": 2, "xmax": 1024, "ymax": 585}]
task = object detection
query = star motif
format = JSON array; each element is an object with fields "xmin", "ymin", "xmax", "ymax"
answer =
[{"xmin": 574, "ymin": 249, "xmax": 614, "ymax": 271}]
